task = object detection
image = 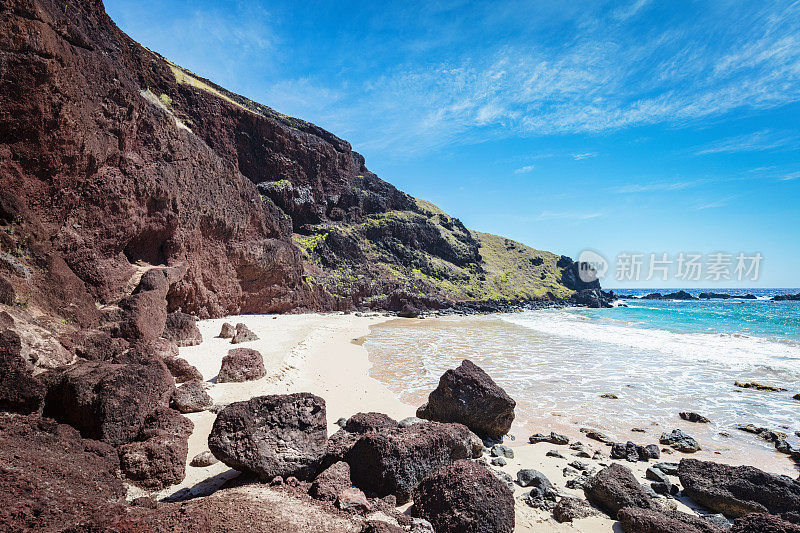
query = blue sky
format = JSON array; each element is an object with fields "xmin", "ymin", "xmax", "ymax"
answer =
[{"xmin": 105, "ymin": 0, "xmax": 800, "ymax": 288}]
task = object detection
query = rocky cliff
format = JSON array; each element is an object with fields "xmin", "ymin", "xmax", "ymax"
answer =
[{"xmin": 0, "ymin": 0, "xmax": 598, "ymax": 332}]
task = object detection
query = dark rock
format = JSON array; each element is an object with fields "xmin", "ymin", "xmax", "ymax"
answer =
[
  {"xmin": 362, "ymin": 521, "xmax": 405, "ymax": 533},
  {"xmin": 617, "ymin": 507, "xmax": 725, "ymax": 533},
  {"xmin": 491, "ymin": 444, "xmax": 514, "ymax": 458},
  {"xmin": 646, "ymin": 467, "xmax": 670, "ymax": 484},
  {"xmin": 547, "ymin": 450, "xmax": 566, "ymax": 458},
  {"xmin": 517, "ymin": 468, "xmax": 550, "ymax": 488},
  {"xmin": 645, "ymin": 444, "xmax": 661, "ymax": 459},
  {"xmin": 567, "ymin": 475, "xmax": 591, "ymax": 490},
  {"xmin": 660, "ymin": 429, "xmax": 701, "ymax": 453},
  {"xmin": 219, "ymin": 322, "xmax": 236, "ymax": 338},
  {"xmin": 678, "ymin": 458, "xmax": 800, "ymax": 518},
  {"xmin": 311, "ymin": 461, "xmax": 352, "ymax": 501},
  {"xmin": 581, "ymin": 427, "xmax": 612, "ymax": 443},
  {"xmin": 118, "ymin": 430, "xmax": 189, "ymax": 489},
  {"xmin": 346, "ymin": 421, "xmax": 480, "ymax": 503},
  {"xmin": 0, "ymin": 328, "xmax": 46, "ymax": 414},
  {"xmin": 397, "ymin": 303, "xmax": 421, "ymax": 318},
  {"xmin": 584, "ymin": 463, "xmax": 652, "ymax": 518},
  {"xmin": 601, "ymin": 393, "xmax": 619, "ymax": 399},
  {"xmin": 171, "ymin": 380, "xmax": 213, "ymax": 413},
  {"xmin": 231, "ymin": 323, "xmax": 259, "ymax": 344},
  {"xmin": 0, "ymin": 414, "xmax": 125, "ymax": 531},
  {"xmin": 43, "ymin": 359, "xmax": 175, "ymax": 445},
  {"xmin": 731, "ymin": 513, "xmax": 800, "ymax": 533},
  {"xmin": 772, "ymin": 293, "xmax": 800, "ymax": 301},
  {"xmin": 529, "ymin": 431, "xmax": 569, "ymax": 445},
  {"xmin": 345, "ymin": 412, "xmax": 398, "ymax": 433},
  {"xmin": 553, "ymin": 497, "xmax": 600, "ymax": 523},
  {"xmin": 492, "ymin": 457, "xmax": 507, "ymax": 466},
  {"xmin": 217, "ymin": 348, "xmax": 266, "ymax": 382},
  {"xmin": 681, "ymin": 412, "xmax": 711, "ymax": 423},
  {"xmin": 162, "ymin": 311, "xmax": 203, "ymax": 347},
  {"xmin": 0, "ymin": 274, "xmax": 14, "ymax": 305},
  {"xmin": 411, "ymin": 460, "xmax": 514, "ymax": 533},
  {"xmin": 208, "ymin": 393, "xmax": 327, "ymax": 481},
  {"xmin": 163, "ymin": 354, "xmax": 204, "ymax": 383},
  {"xmin": 190, "ymin": 450, "xmax": 219, "ymax": 467},
  {"xmin": 140, "ymin": 406, "xmax": 195, "ymax": 440},
  {"xmin": 416, "ymin": 359, "xmax": 515, "ymax": 440},
  {"xmin": 336, "ymin": 417, "xmax": 348, "ymax": 428},
  {"xmin": 793, "ymin": 394, "xmax": 800, "ymax": 401},
  {"xmin": 650, "ymin": 481, "xmax": 679, "ymax": 496},
  {"xmin": 654, "ymin": 462, "xmax": 679, "ymax": 475},
  {"xmin": 734, "ymin": 381, "xmax": 787, "ymax": 392}
]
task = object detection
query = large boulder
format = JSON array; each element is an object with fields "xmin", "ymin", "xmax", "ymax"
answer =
[
  {"xmin": 617, "ymin": 507, "xmax": 725, "ymax": 533},
  {"xmin": 217, "ymin": 347, "xmax": 266, "ymax": 383},
  {"xmin": 43, "ymin": 359, "xmax": 175, "ymax": 446},
  {"xmin": 345, "ymin": 412, "xmax": 398, "ymax": 433},
  {"xmin": 208, "ymin": 393, "xmax": 327, "ymax": 481},
  {"xmin": 346, "ymin": 420, "xmax": 482, "ymax": 503},
  {"xmin": 322, "ymin": 412, "xmax": 400, "ymax": 468},
  {"xmin": 411, "ymin": 459, "xmax": 514, "ymax": 533},
  {"xmin": 119, "ymin": 406, "xmax": 193, "ymax": 490},
  {"xmin": 118, "ymin": 274, "xmax": 168, "ymax": 343},
  {"xmin": 731, "ymin": 513, "xmax": 800, "ymax": 533},
  {"xmin": 0, "ymin": 414, "xmax": 126, "ymax": 531},
  {"xmin": 584, "ymin": 463, "xmax": 653, "ymax": 518},
  {"xmin": 416, "ymin": 359, "xmax": 515, "ymax": 439},
  {"xmin": 162, "ymin": 311, "xmax": 203, "ymax": 347},
  {"xmin": 678, "ymin": 458, "xmax": 800, "ymax": 518},
  {"xmin": 163, "ymin": 355, "xmax": 204, "ymax": 383},
  {"xmin": 0, "ymin": 327, "xmax": 46, "ymax": 414}
]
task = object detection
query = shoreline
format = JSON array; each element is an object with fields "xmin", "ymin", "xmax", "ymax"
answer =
[{"xmin": 158, "ymin": 311, "xmax": 797, "ymax": 531}]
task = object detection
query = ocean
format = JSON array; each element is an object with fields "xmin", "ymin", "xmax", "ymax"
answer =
[{"xmin": 364, "ymin": 288, "xmax": 800, "ymax": 475}]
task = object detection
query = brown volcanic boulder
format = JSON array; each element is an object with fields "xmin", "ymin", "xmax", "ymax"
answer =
[
  {"xmin": 163, "ymin": 311, "xmax": 203, "ymax": 347},
  {"xmin": 119, "ymin": 407, "xmax": 193, "ymax": 489},
  {"xmin": 584, "ymin": 463, "xmax": 653, "ymax": 518},
  {"xmin": 346, "ymin": 420, "xmax": 482, "ymax": 503},
  {"xmin": 171, "ymin": 380, "xmax": 213, "ymax": 413},
  {"xmin": 311, "ymin": 461, "xmax": 353, "ymax": 501},
  {"xmin": 219, "ymin": 322, "xmax": 236, "ymax": 338},
  {"xmin": 345, "ymin": 412, "xmax": 398, "ymax": 433},
  {"xmin": 732, "ymin": 513, "xmax": 800, "ymax": 533},
  {"xmin": 0, "ymin": 327, "xmax": 46, "ymax": 414},
  {"xmin": 678, "ymin": 458, "xmax": 800, "ymax": 518},
  {"xmin": 163, "ymin": 355, "xmax": 204, "ymax": 383},
  {"xmin": 617, "ymin": 507, "xmax": 724, "ymax": 533},
  {"xmin": 416, "ymin": 359, "xmax": 515, "ymax": 439},
  {"xmin": 218, "ymin": 347, "xmax": 266, "ymax": 382},
  {"xmin": 43, "ymin": 359, "xmax": 175, "ymax": 446},
  {"xmin": 0, "ymin": 414, "xmax": 125, "ymax": 531},
  {"xmin": 118, "ymin": 289, "xmax": 168, "ymax": 343},
  {"xmin": 411, "ymin": 459, "xmax": 514, "ymax": 533},
  {"xmin": 231, "ymin": 323, "xmax": 259, "ymax": 344},
  {"xmin": 208, "ymin": 393, "xmax": 327, "ymax": 481}
]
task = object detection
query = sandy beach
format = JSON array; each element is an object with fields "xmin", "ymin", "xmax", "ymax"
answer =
[{"xmin": 139, "ymin": 311, "xmax": 796, "ymax": 531}]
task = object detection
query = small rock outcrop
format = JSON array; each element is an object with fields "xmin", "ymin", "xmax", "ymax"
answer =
[
  {"xmin": 411, "ymin": 460, "xmax": 514, "ymax": 533},
  {"xmin": 680, "ymin": 412, "xmax": 711, "ymax": 423},
  {"xmin": 617, "ymin": 507, "xmax": 725, "ymax": 533},
  {"xmin": 231, "ymin": 323, "xmax": 259, "ymax": 344},
  {"xmin": 678, "ymin": 458, "xmax": 800, "ymax": 518},
  {"xmin": 171, "ymin": 380, "xmax": 213, "ymax": 413},
  {"xmin": 162, "ymin": 355, "xmax": 204, "ymax": 383},
  {"xmin": 731, "ymin": 513, "xmax": 800, "ymax": 533},
  {"xmin": 162, "ymin": 312, "xmax": 203, "ymax": 347},
  {"xmin": 584, "ymin": 463, "xmax": 652, "ymax": 518},
  {"xmin": 208, "ymin": 393, "xmax": 327, "ymax": 481},
  {"xmin": 219, "ymin": 322, "xmax": 236, "ymax": 338},
  {"xmin": 416, "ymin": 359, "xmax": 515, "ymax": 439},
  {"xmin": 660, "ymin": 429, "xmax": 701, "ymax": 453},
  {"xmin": 345, "ymin": 412, "xmax": 398, "ymax": 433},
  {"xmin": 553, "ymin": 497, "xmax": 600, "ymax": 523},
  {"xmin": 217, "ymin": 348, "xmax": 267, "ymax": 383},
  {"xmin": 346, "ymin": 421, "xmax": 481, "ymax": 503},
  {"xmin": 190, "ymin": 450, "xmax": 219, "ymax": 467}
]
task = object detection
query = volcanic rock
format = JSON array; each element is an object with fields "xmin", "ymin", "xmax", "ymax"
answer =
[
  {"xmin": 311, "ymin": 461, "xmax": 352, "ymax": 501},
  {"xmin": 0, "ymin": 327, "xmax": 46, "ymax": 414},
  {"xmin": 219, "ymin": 322, "xmax": 236, "ymax": 338},
  {"xmin": 553, "ymin": 497, "xmax": 600, "ymax": 523},
  {"xmin": 660, "ymin": 429, "xmax": 701, "ymax": 453},
  {"xmin": 680, "ymin": 412, "xmax": 711, "ymax": 423},
  {"xmin": 217, "ymin": 347, "xmax": 266, "ymax": 382},
  {"xmin": 162, "ymin": 311, "xmax": 203, "ymax": 347},
  {"xmin": 231, "ymin": 323, "xmax": 259, "ymax": 344},
  {"xmin": 171, "ymin": 380, "xmax": 213, "ymax": 413},
  {"xmin": 208, "ymin": 393, "xmax": 327, "ymax": 481},
  {"xmin": 584, "ymin": 463, "xmax": 653, "ymax": 518},
  {"xmin": 678, "ymin": 458, "xmax": 800, "ymax": 518},
  {"xmin": 617, "ymin": 507, "xmax": 725, "ymax": 533},
  {"xmin": 416, "ymin": 359, "xmax": 515, "ymax": 439},
  {"xmin": 731, "ymin": 513, "xmax": 800, "ymax": 533},
  {"xmin": 411, "ymin": 460, "xmax": 514, "ymax": 533},
  {"xmin": 190, "ymin": 450, "xmax": 219, "ymax": 467}
]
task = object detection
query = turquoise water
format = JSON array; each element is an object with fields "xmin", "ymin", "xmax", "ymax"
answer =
[
  {"xmin": 581, "ymin": 290, "xmax": 800, "ymax": 344},
  {"xmin": 366, "ymin": 289, "xmax": 800, "ymax": 474}
]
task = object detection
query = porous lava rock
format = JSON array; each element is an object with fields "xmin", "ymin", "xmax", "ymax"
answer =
[
  {"xmin": 162, "ymin": 311, "xmax": 203, "ymax": 347},
  {"xmin": 217, "ymin": 347, "xmax": 266, "ymax": 382}
]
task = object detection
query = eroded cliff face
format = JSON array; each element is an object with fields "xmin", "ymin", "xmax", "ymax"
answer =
[{"xmin": 0, "ymin": 0, "xmax": 305, "ymax": 322}]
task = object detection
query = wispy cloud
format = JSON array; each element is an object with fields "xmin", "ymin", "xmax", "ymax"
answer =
[
  {"xmin": 613, "ymin": 0, "xmax": 652, "ymax": 21},
  {"xmin": 613, "ymin": 179, "xmax": 712, "ymax": 194},
  {"xmin": 514, "ymin": 165, "xmax": 535, "ymax": 174},
  {"xmin": 696, "ymin": 195, "xmax": 739, "ymax": 210},
  {"xmin": 694, "ymin": 129, "xmax": 800, "ymax": 155},
  {"xmin": 572, "ymin": 152, "xmax": 598, "ymax": 160},
  {"xmin": 781, "ymin": 170, "xmax": 800, "ymax": 181},
  {"xmin": 536, "ymin": 210, "xmax": 603, "ymax": 221}
]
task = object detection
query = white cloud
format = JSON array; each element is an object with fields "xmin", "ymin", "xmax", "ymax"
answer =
[
  {"xmin": 695, "ymin": 130, "xmax": 799, "ymax": 155},
  {"xmin": 613, "ymin": 0, "xmax": 652, "ymax": 21},
  {"xmin": 537, "ymin": 210, "xmax": 603, "ymax": 221},
  {"xmin": 572, "ymin": 152, "xmax": 598, "ymax": 160},
  {"xmin": 514, "ymin": 165, "xmax": 535, "ymax": 174}
]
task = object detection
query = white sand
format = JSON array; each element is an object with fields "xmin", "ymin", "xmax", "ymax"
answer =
[{"xmin": 154, "ymin": 312, "xmax": 791, "ymax": 532}]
